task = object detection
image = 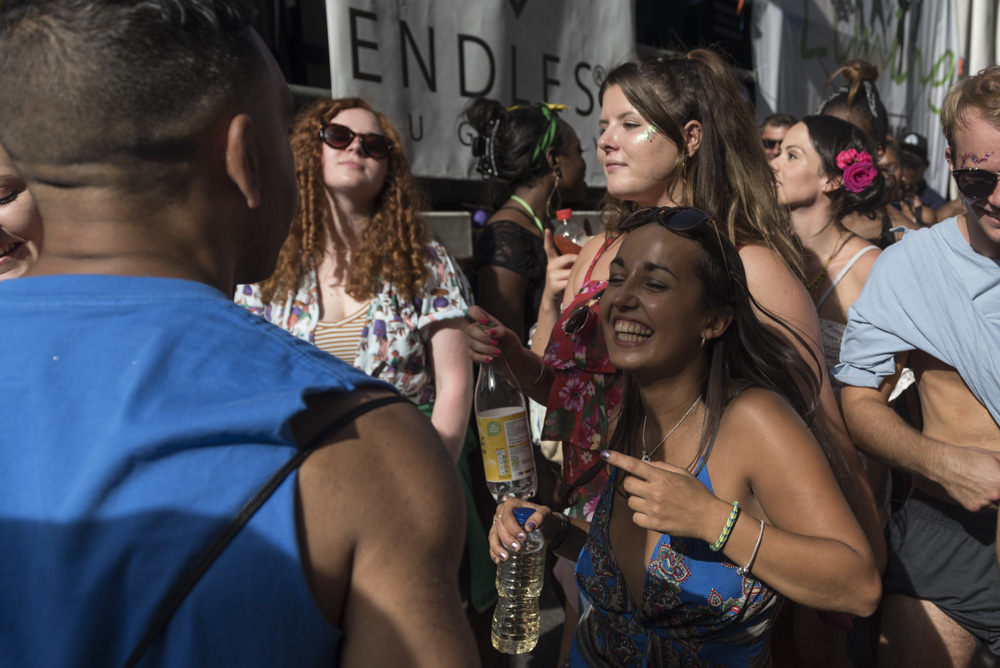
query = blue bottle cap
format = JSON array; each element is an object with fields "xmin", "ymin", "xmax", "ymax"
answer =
[{"xmin": 513, "ymin": 507, "xmax": 534, "ymax": 526}]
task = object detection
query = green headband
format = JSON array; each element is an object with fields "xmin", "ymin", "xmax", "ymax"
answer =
[
  {"xmin": 509, "ymin": 102, "xmax": 568, "ymax": 169},
  {"xmin": 531, "ymin": 105, "xmax": 559, "ymax": 167}
]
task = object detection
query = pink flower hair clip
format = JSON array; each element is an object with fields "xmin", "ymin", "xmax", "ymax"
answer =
[{"xmin": 836, "ymin": 149, "xmax": 876, "ymax": 193}]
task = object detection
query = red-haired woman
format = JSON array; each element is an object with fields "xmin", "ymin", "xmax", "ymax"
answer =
[{"xmin": 236, "ymin": 99, "xmax": 491, "ymax": 613}]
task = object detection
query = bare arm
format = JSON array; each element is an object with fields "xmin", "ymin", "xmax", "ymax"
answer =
[
  {"xmin": 467, "ymin": 304, "xmax": 554, "ymax": 405},
  {"xmin": 297, "ymin": 391, "xmax": 479, "ymax": 667},
  {"xmin": 740, "ymin": 244, "xmax": 887, "ymax": 571},
  {"xmin": 841, "ymin": 359, "xmax": 1000, "ymax": 512},
  {"xmin": 608, "ymin": 390, "xmax": 880, "ymax": 616},
  {"xmin": 427, "ymin": 320, "xmax": 474, "ymax": 463},
  {"xmin": 530, "ymin": 230, "xmax": 577, "ymax": 356},
  {"xmin": 476, "ymin": 264, "xmax": 529, "ymax": 344},
  {"xmin": 935, "ymin": 199, "xmax": 965, "ymax": 221}
]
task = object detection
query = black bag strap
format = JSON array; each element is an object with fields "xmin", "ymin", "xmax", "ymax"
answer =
[{"xmin": 122, "ymin": 394, "xmax": 408, "ymax": 668}]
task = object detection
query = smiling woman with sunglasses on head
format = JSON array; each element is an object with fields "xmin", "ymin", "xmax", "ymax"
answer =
[{"xmin": 488, "ymin": 207, "xmax": 880, "ymax": 666}]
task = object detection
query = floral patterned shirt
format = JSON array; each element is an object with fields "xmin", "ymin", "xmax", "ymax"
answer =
[{"xmin": 236, "ymin": 238, "xmax": 473, "ymax": 405}]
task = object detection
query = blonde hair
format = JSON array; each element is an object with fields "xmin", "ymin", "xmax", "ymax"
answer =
[
  {"xmin": 940, "ymin": 64, "xmax": 1000, "ymax": 162},
  {"xmin": 260, "ymin": 98, "xmax": 430, "ymax": 304}
]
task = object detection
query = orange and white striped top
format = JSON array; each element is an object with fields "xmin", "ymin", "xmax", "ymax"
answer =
[{"xmin": 313, "ymin": 303, "xmax": 369, "ymax": 363}]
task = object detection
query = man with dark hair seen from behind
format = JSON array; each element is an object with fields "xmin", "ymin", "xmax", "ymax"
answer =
[
  {"xmin": 836, "ymin": 65, "xmax": 1000, "ymax": 667},
  {"xmin": 0, "ymin": 1, "xmax": 478, "ymax": 666}
]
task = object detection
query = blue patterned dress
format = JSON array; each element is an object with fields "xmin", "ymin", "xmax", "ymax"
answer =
[{"xmin": 571, "ymin": 458, "xmax": 781, "ymax": 667}]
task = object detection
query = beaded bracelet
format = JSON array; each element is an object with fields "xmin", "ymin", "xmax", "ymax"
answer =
[
  {"xmin": 737, "ymin": 519, "xmax": 765, "ymax": 577},
  {"xmin": 710, "ymin": 501, "xmax": 740, "ymax": 552},
  {"xmin": 548, "ymin": 512, "xmax": 571, "ymax": 551}
]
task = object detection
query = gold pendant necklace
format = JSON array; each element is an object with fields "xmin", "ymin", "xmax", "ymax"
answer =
[{"xmin": 641, "ymin": 395, "xmax": 702, "ymax": 461}]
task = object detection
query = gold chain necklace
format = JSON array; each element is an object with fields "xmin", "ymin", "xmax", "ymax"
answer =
[
  {"xmin": 804, "ymin": 232, "xmax": 851, "ymax": 301},
  {"xmin": 641, "ymin": 395, "xmax": 702, "ymax": 461}
]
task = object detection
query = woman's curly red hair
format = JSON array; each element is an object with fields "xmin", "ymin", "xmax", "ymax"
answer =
[{"xmin": 260, "ymin": 97, "xmax": 430, "ymax": 304}]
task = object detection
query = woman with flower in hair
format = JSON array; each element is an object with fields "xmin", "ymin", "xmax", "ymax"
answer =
[
  {"xmin": 819, "ymin": 59, "xmax": 919, "ymax": 246},
  {"xmin": 772, "ymin": 115, "xmax": 890, "ymax": 398},
  {"xmin": 771, "ymin": 114, "xmax": 891, "ymax": 665}
]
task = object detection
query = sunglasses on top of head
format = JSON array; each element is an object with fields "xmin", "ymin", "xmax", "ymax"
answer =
[
  {"xmin": 952, "ymin": 169, "xmax": 1000, "ymax": 200},
  {"xmin": 618, "ymin": 206, "xmax": 711, "ymax": 233},
  {"xmin": 618, "ymin": 205, "xmax": 732, "ymax": 275},
  {"xmin": 318, "ymin": 123, "xmax": 394, "ymax": 160}
]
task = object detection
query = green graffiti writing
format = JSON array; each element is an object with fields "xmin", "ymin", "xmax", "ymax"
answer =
[{"xmin": 800, "ymin": 0, "xmax": 956, "ymax": 111}]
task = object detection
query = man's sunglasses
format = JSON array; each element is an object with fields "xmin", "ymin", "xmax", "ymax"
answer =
[
  {"xmin": 318, "ymin": 123, "xmax": 394, "ymax": 159},
  {"xmin": 952, "ymin": 169, "xmax": 1000, "ymax": 200},
  {"xmin": 762, "ymin": 138, "xmax": 781, "ymax": 150}
]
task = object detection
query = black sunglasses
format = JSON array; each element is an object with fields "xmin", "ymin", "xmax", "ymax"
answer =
[
  {"xmin": 619, "ymin": 206, "xmax": 711, "ymax": 233},
  {"xmin": 952, "ymin": 169, "xmax": 1000, "ymax": 199},
  {"xmin": 762, "ymin": 138, "xmax": 781, "ymax": 150},
  {"xmin": 618, "ymin": 205, "xmax": 731, "ymax": 275},
  {"xmin": 318, "ymin": 123, "xmax": 394, "ymax": 159}
]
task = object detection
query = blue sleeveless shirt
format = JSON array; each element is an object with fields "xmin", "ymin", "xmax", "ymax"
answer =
[
  {"xmin": 572, "ymin": 457, "xmax": 780, "ymax": 667},
  {"xmin": 0, "ymin": 275, "xmax": 388, "ymax": 667}
]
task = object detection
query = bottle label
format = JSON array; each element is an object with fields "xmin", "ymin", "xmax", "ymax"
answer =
[{"xmin": 476, "ymin": 407, "xmax": 535, "ymax": 482}]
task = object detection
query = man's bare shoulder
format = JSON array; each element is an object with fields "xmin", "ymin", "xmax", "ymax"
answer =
[{"xmin": 294, "ymin": 388, "xmax": 466, "ymax": 626}]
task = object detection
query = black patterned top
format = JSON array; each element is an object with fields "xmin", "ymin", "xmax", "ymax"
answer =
[{"xmin": 472, "ymin": 219, "xmax": 545, "ymax": 333}]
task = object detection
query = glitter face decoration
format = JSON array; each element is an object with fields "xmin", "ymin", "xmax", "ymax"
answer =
[
  {"xmin": 638, "ymin": 125, "xmax": 658, "ymax": 143},
  {"xmin": 961, "ymin": 152, "xmax": 994, "ymax": 167}
]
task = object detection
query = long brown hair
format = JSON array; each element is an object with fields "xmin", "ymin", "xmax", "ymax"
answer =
[
  {"xmin": 598, "ymin": 49, "xmax": 802, "ymax": 276},
  {"xmin": 260, "ymin": 97, "xmax": 430, "ymax": 303}
]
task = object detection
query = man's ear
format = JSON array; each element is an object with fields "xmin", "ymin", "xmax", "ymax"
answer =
[
  {"xmin": 945, "ymin": 146, "xmax": 954, "ymax": 173},
  {"xmin": 225, "ymin": 113, "xmax": 260, "ymax": 209}
]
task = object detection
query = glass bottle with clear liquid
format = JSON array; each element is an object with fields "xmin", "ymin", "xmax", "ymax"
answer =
[
  {"xmin": 491, "ymin": 507, "xmax": 545, "ymax": 653},
  {"xmin": 474, "ymin": 362, "xmax": 537, "ymax": 501}
]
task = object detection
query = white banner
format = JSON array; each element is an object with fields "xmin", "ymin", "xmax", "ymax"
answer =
[
  {"xmin": 752, "ymin": 0, "xmax": 961, "ymax": 195},
  {"xmin": 326, "ymin": 0, "xmax": 636, "ymax": 185}
]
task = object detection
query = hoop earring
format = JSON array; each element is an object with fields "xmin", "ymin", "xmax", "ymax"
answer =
[
  {"xmin": 547, "ymin": 169, "xmax": 561, "ymax": 218},
  {"xmin": 700, "ymin": 335, "xmax": 706, "ymax": 348}
]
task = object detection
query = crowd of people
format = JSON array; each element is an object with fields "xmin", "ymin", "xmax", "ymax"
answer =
[{"xmin": 1, "ymin": 1, "xmax": 998, "ymax": 667}]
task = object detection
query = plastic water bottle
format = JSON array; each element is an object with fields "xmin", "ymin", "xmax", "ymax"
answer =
[
  {"xmin": 474, "ymin": 362, "xmax": 537, "ymax": 501},
  {"xmin": 552, "ymin": 208, "xmax": 586, "ymax": 255},
  {"xmin": 491, "ymin": 507, "xmax": 545, "ymax": 654}
]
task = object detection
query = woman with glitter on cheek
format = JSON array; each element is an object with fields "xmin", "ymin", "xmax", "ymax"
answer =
[{"xmin": 0, "ymin": 142, "xmax": 42, "ymax": 281}]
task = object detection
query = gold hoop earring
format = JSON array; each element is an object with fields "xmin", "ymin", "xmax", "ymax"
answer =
[{"xmin": 547, "ymin": 169, "xmax": 561, "ymax": 218}]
